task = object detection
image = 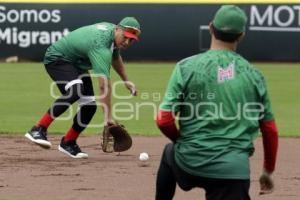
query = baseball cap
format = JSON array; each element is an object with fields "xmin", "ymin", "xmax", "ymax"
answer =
[
  {"xmin": 212, "ymin": 5, "xmax": 247, "ymax": 34},
  {"xmin": 118, "ymin": 17, "xmax": 141, "ymax": 41}
]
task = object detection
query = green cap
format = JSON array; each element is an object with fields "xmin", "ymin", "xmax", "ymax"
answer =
[
  {"xmin": 118, "ymin": 17, "xmax": 141, "ymax": 33},
  {"xmin": 212, "ymin": 5, "xmax": 247, "ymax": 34}
]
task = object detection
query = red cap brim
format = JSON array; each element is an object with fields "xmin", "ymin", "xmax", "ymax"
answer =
[{"xmin": 124, "ymin": 31, "xmax": 139, "ymax": 41}]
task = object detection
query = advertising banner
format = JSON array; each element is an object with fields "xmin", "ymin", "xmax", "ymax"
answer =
[{"xmin": 0, "ymin": 2, "xmax": 300, "ymax": 61}]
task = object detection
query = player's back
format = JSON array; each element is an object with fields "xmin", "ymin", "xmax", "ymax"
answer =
[
  {"xmin": 44, "ymin": 22, "xmax": 115, "ymax": 64},
  {"xmin": 176, "ymin": 49, "xmax": 263, "ymax": 135},
  {"xmin": 174, "ymin": 49, "xmax": 266, "ymax": 179}
]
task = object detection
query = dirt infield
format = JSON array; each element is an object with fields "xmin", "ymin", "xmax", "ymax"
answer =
[{"xmin": 0, "ymin": 135, "xmax": 299, "ymax": 200}]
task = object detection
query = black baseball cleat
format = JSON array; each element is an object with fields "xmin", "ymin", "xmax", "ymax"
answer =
[
  {"xmin": 58, "ymin": 137, "xmax": 88, "ymax": 159},
  {"xmin": 25, "ymin": 126, "xmax": 52, "ymax": 149}
]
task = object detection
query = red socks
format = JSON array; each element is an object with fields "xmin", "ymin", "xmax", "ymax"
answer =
[
  {"xmin": 37, "ymin": 112, "xmax": 54, "ymax": 129},
  {"xmin": 37, "ymin": 112, "xmax": 80, "ymax": 142},
  {"xmin": 64, "ymin": 128, "xmax": 80, "ymax": 142}
]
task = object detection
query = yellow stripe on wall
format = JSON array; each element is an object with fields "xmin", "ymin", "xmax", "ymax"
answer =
[{"xmin": 1, "ymin": 0, "xmax": 300, "ymax": 4}]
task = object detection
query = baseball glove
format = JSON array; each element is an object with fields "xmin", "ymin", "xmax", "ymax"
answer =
[{"xmin": 102, "ymin": 124, "xmax": 132, "ymax": 153}]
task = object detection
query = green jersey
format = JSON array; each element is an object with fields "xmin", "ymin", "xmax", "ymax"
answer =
[
  {"xmin": 44, "ymin": 22, "xmax": 120, "ymax": 77},
  {"xmin": 160, "ymin": 49, "xmax": 274, "ymax": 179}
]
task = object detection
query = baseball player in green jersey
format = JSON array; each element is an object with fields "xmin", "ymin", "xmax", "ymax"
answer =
[
  {"xmin": 156, "ymin": 5, "xmax": 278, "ymax": 200},
  {"xmin": 25, "ymin": 17, "xmax": 141, "ymax": 158}
]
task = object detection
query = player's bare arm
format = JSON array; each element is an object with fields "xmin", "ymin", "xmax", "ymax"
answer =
[
  {"xmin": 112, "ymin": 55, "xmax": 128, "ymax": 81},
  {"xmin": 98, "ymin": 76, "xmax": 113, "ymax": 125},
  {"xmin": 112, "ymin": 55, "xmax": 137, "ymax": 96}
]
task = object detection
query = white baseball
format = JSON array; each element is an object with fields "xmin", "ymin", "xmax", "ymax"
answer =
[{"xmin": 139, "ymin": 152, "xmax": 149, "ymax": 161}]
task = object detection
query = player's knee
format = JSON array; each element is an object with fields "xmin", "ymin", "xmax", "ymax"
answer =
[
  {"xmin": 79, "ymin": 96, "xmax": 97, "ymax": 117},
  {"xmin": 63, "ymin": 83, "xmax": 83, "ymax": 103}
]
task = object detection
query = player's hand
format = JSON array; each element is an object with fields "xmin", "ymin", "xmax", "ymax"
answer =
[
  {"xmin": 259, "ymin": 170, "xmax": 274, "ymax": 195},
  {"xmin": 105, "ymin": 121, "xmax": 115, "ymax": 127},
  {"xmin": 124, "ymin": 81, "xmax": 137, "ymax": 96}
]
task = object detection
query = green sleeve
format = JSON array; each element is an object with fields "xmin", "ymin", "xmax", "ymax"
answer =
[
  {"xmin": 257, "ymin": 76, "xmax": 274, "ymax": 121},
  {"xmin": 160, "ymin": 64, "xmax": 184, "ymax": 112},
  {"xmin": 88, "ymin": 48, "xmax": 112, "ymax": 77}
]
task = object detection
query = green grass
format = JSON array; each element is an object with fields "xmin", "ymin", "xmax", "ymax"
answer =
[
  {"xmin": 256, "ymin": 63, "xmax": 300, "ymax": 136},
  {"xmin": 0, "ymin": 62, "xmax": 299, "ymax": 136}
]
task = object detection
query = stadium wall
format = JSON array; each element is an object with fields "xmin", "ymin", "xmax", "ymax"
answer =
[{"xmin": 0, "ymin": 2, "xmax": 300, "ymax": 61}]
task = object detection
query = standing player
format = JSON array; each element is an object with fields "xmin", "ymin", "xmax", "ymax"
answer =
[
  {"xmin": 25, "ymin": 17, "xmax": 141, "ymax": 158},
  {"xmin": 156, "ymin": 5, "xmax": 278, "ymax": 199}
]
